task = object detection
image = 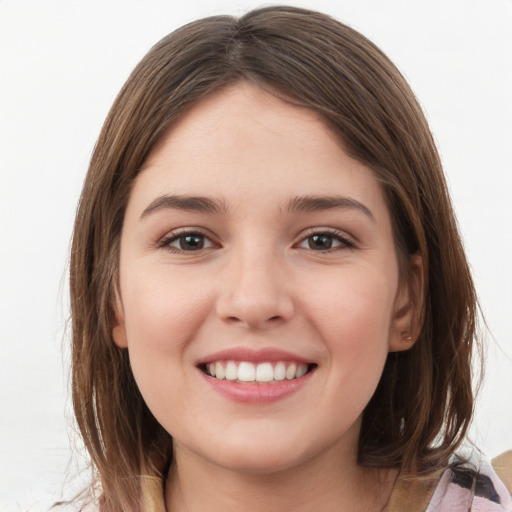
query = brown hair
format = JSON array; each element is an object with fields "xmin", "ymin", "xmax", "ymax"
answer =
[{"xmin": 69, "ymin": 6, "xmax": 479, "ymax": 510}]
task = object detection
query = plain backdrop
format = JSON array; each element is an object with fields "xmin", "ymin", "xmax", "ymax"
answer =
[{"xmin": 1, "ymin": 0, "xmax": 511, "ymax": 510}]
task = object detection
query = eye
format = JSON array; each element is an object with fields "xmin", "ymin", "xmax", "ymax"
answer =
[
  {"xmin": 297, "ymin": 231, "xmax": 354, "ymax": 251},
  {"xmin": 159, "ymin": 231, "xmax": 215, "ymax": 252}
]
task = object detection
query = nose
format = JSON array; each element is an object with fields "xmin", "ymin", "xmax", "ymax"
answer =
[{"xmin": 215, "ymin": 246, "xmax": 295, "ymax": 329}]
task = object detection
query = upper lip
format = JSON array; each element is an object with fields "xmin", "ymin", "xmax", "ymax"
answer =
[{"xmin": 197, "ymin": 347, "xmax": 312, "ymax": 366}]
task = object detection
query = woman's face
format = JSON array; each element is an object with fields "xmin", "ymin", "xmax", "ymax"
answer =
[{"xmin": 114, "ymin": 82, "xmax": 416, "ymax": 474}]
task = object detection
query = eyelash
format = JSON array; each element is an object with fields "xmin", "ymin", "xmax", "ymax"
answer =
[
  {"xmin": 157, "ymin": 228, "xmax": 355, "ymax": 254},
  {"xmin": 157, "ymin": 229, "xmax": 216, "ymax": 254},
  {"xmin": 295, "ymin": 228, "xmax": 355, "ymax": 253}
]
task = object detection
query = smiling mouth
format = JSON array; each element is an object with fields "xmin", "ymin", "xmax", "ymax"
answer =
[{"xmin": 200, "ymin": 361, "xmax": 317, "ymax": 384}]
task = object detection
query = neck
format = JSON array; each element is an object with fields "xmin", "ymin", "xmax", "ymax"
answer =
[{"xmin": 165, "ymin": 442, "xmax": 398, "ymax": 512}]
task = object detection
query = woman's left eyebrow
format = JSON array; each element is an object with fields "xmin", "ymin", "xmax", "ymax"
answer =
[{"xmin": 286, "ymin": 195, "xmax": 375, "ymax": 222}]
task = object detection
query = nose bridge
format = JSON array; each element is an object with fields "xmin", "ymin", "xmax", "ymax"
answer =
[{"xmin": 216, "ymin": 239, "xmax": 294, "ymax": 327}]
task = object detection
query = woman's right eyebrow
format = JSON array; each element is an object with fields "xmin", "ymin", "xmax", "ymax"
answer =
[{"xmin": 140, "ymin": 194, "xmax": 229, "ymax": 220}]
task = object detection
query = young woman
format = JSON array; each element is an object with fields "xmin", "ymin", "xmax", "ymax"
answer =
[{"xmin": 68, "ymin": 6, "xmax": 512, "ymax": 511}]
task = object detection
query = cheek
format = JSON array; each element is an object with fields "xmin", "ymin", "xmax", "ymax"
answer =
[
  {"xmin": 122, "ymin": 265, "xmax": 210, "ymax": 350},
  {"xmin": 304, "ymin": 265, "xmax": 397, "ymax": 340},
  {"xmin": 119, "ymin": 267, "xmax": 213, "ymax": 411},
  {"xmin": 302, "ymin": 266, "xmax": 397, "ymax": 393}
]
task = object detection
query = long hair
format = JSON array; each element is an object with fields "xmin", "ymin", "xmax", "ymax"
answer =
[{"xmin": 69, "ymin": 6, "xmax": 479, "ymax": 510}]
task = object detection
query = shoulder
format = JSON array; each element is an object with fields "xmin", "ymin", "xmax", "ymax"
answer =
[
  {"xmin": 388, "ymin": 448, "xmax": 512, "ymax": 512},
  {"xmin": 426, "ymin": 449, "xmax": 512, "ymax": 511},
  {"xmin": 493, "ymin": 450, "xmax": 512, "ymax": 496}
]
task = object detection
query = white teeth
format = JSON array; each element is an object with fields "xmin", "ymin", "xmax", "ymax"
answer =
[
  {"xmin": 225, "ymin": 361, "xmax": 238, "ymax": 381},
  {"xmin": 285, "ymin": 363, "xmax": 297, "ymax": 380},
  {"xmin": 274, "ymin": 362, "xmax": 286, "ymax": 381},
  {"xmin": 215, "ymin": 361, "xmax": 225, "ymax": 380},
  {"xmin": 296, "ymin": 363, "xmax": 308, "ymax": 378},
  {"xmin": 205, "ymin": 360, "xmax": 311, "ymax": 383},
  {"xmin": 255, "ymin": 362, "xmax": 274, "ymax": 382},
  {"xmin": 238, "ymin": 362, "xmax": 256, "ymax": 382}
]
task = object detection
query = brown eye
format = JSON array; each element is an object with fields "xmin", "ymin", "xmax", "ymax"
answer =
[
  {"xmin": 308, "ymin": 234, "xmax": 334, "ymax": 250},
  {"xmin": 297, "ymin": 231, "xmax": 354, "ymax": 252},
  {"xmin": 161, "ymin": 232, "xmax": 214, "ymax": 252},
  {"xmin": 178, "ymin": 234, "xmax": 205, "ymax": 250}
]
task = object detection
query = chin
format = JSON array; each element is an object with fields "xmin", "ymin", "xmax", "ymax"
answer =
[
  {"xmin": 191, "ymin": 425, "xmax": 330, "ymax": 476},
  {"xmin": 209, "ymin": 444, "xmax": 308, "ymax": 475}
]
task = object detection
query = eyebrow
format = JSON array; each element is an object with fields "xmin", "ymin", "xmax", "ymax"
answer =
[
  {"xmin": 286, "ymin": 195, "xmax": 375, "ymax": 221},
  {"xmin": 139, "ymin": 193, "xmax": 374, "ymax": 222},
  {"xmin": 140, "ymin": 195, "xmax": 228, "ymax": 220}
]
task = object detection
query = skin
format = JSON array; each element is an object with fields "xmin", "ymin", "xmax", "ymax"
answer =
[{"xmin": 113, "ymin": 82, "xmax": 421, "ymax": 511}]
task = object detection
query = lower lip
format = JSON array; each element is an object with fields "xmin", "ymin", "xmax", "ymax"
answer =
[{"xmin": 199, "ymin": 368, "xmax": 315, "ymax": 403}]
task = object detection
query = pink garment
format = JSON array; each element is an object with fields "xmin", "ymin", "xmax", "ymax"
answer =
[{"xmin": 427, "ymin": 453, "xmax": 512, "ymax": 511}]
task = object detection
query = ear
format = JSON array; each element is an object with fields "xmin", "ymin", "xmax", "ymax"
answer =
[
  {"xmin": 111, "ymin": 289, "xmax": 128, "ymax": 349},
  {"xmin": 389, "ymin": 253, "xmax": 424, "ymax": 352},
  {"xmin": 112, "ymin": 316, "xmax": 128, "ymax": 348}
]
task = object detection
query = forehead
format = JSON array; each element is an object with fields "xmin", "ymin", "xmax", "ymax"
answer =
[{"xmin": 130, "ymin": 82, "xmax": 389, "ymax": 220}]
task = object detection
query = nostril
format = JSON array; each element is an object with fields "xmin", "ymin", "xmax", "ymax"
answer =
[
  {"xmin": 224, "ymin": 315, "xmax": 283, "ymax": 325},
  {"xmin": 215, "ymin": 280, "xmax": 295, "ymax": 327}
]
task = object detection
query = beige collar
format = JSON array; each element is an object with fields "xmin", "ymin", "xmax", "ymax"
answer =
[
  {"xmin": 384, "ymin": 470, "xmax": 442, "ymax": 512},
  {"xmin": 492, "ymin": 450, "xmax": 512, "ymax": 496}
]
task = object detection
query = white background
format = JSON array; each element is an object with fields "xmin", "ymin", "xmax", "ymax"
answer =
[{"xmin": 0, "ymin": 1, "xmax": 511, "ymax": 510}]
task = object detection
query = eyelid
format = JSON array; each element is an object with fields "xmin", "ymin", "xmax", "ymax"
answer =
[
  {"xmin": 157, "ymin": 227, "xmax": 218, "ymax": 253},
  {"xmin": 294, "ymin": 227, "xmax": 356, "ymax": 251},
  {"xmin": 155, "ymin": 226, "xmax": 355, "ymax": 254}
]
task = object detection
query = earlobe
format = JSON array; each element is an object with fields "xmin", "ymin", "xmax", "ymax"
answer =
[
  {"xmin": 111, "ymin": 290, "xmax": 128, "ymax": 348},
  {"xmin": 389, "ymin": 253, "xmax": 424, "ymax": 353},
  {"xmin": 112, "ymin": 320, "xmax": 128, "ymax": 348}
]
